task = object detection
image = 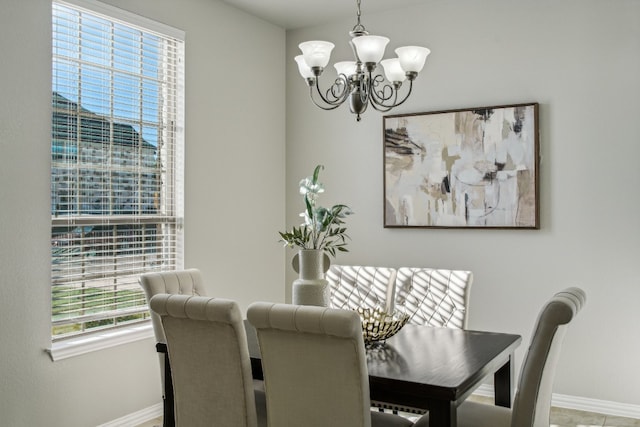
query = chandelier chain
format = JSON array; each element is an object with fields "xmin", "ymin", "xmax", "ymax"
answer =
[{"xmin": 352, "ymin": 0, "xmax": 366, "ymax": 33}]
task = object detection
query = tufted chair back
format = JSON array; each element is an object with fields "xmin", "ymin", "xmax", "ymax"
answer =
[
  {"xmin": 139, "ymin": 269, "xmax": 207, "ymax": 344},
  {"xmin": 150, "ymin": 294, "xmax": 265, "ymax": 427},
  {"xmin": 247, "ymin": 302, "xmax": 413, "ymax": 427},
  {"xmin": 510, "ymin": 287, "xmax": 586, "ymax": 427},
  {"xmin": 139, "ymin": 269, "xmax": 207, "ymax": 427}
]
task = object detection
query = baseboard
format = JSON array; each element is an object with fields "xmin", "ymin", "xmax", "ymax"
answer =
[
  {"xmin": 102, "ymin": 389, "xmax": 640, "ymax": 426},
  {"xmin": 474, "ymin": 384, "xmax": 640, "ymax": 419},
  {"xmin": 97, "ymin": 403, "xmax": 162, "ymax": 427}
]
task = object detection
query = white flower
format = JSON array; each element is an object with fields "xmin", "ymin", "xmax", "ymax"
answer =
[
  {"xmin": 299, "ymin": 177, "xmax": 325, "ymax": 196},
  {"xmin": 278, "ymin": 165, "xmax": 353, "ymax": 257}
]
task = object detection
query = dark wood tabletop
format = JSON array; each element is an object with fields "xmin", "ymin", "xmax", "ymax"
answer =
[
  {"xmin": 246, "ymin": 321, "xmax": 521, "ymax": 427},
  {"xmin": 365, "ymin": 324, "xmax": 521, "ymax": 426}
]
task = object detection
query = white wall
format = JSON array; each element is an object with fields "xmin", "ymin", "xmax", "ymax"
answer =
[
  {"xmin": 0, "ymin": 0, "xmax": 285, "ymax": 425},
  {"xmin": 286, "ymin": 0, "xmax": 640, "ymax": 407}
]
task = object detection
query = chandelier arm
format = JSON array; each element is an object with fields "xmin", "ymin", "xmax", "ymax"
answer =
[
  {"xmin": 369, "ymin": 99, "xmax": 397, "ymax": 113},
  {"xmin": 308, "ymin": 86, "xmax": 342, "ymax": 110},
  {"xmin": 370, "ymin": 78, "xmax": 414, "ymax": 111},
  {"xmin": 369, "ymin": 83, "xmax": 399, "ymax": 112},
  {"xmin": 314, "ymin": 74, "xmax": 351, "ymax": 107},
  {"xmin": 368, "ymin": 74, "xmax": 396, "ymax": 104},
  {"xmin": 389, "ymin": 79, "xmax": 414, "ymax": 108},
  {"xmin": 369, "ymin": 84, "xmax": 397, "ymax": 107},
  {"xmin": 309, "ymin": 81, "xmax": 346, "ymax": 111}
]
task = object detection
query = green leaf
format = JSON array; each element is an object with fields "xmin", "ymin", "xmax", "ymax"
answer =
[
  {"xmin": 305, "ymin": 195, "xmax": 313, "ymax": 219},
  {"xmin": 312, "ymin": 164, "xmax": 323, "ymax": 184}
]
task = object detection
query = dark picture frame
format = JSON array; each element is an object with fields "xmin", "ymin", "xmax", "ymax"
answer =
[{"xmin": 384, "ymin": 103, "xmax": 539, "ymax": 228}]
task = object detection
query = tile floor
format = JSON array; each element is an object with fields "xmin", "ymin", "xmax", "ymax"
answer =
[
  {"xmin": 465, "ymin": 395, "xmax": 640, "ymax": 427},
  {"xmin": 134, "ymin": 396, "xmax": 640, "ymax": 427}
]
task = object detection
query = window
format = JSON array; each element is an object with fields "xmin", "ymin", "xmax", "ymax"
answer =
[{"xmin": 51, "ymin": 0, "xmax": 184, "ymax": 344}]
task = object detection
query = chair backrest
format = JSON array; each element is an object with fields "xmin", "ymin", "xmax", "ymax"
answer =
[
  {"xmin": 247, "ymin": 302, "xmax": 372, "ymax": 427},
  {"xmin": 139, "ymin": 269, "xmax": 207, "ymax": 344},
  {"xmin": 511, "ymin": 287, "xmax": 586, "ymax": 427},
  {"xmin": 327, "ymin": 265, "xmax": 397, "ymax": 312},
  {"xmin": 150, "ymin": 294, "xmax": 258, "ymax": 427},
  {"xmin": 394, "ymin": 267, "xmax": 473, "ymax": 328}
]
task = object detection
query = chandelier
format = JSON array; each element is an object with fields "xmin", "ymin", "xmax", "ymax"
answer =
[{"xmin": 294, "ymin": 0, "xmax": 430, "ymax": 121}]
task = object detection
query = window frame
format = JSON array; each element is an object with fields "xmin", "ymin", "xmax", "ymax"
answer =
[{"xmin": 48, "ymin": 0, "xmax": 185, "ymax": 360}]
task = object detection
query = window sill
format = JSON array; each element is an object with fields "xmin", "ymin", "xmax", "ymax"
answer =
[{"xmin": 46, "ymin": 322, "xmax": 154, "ymax": 361}]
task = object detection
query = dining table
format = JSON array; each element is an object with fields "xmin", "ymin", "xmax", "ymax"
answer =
[{"xmin": 245, "ymin": 322, "xmax": 522, "ymax": 427}]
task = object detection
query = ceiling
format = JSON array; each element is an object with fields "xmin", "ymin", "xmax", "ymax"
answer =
[{"xmin": 221, "ymin": 0, "xmax": 426, "ymax": 30}]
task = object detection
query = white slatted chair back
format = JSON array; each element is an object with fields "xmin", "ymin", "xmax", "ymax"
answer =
[
  {"xmin": 395, "ymin": 267, "xmax": 473, "ymax": 329},
  {"xmin": 327, "ymin": 265, "xmax": 397, "ymax": 312}
]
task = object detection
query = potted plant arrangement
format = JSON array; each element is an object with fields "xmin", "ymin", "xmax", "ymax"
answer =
[{"xmin": 279, "ymin": 164, "xmax": 352, "ymax": 306}]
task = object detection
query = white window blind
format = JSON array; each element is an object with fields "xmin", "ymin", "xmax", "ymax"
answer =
[{"xmin": 51, "ymin": 0, "xmax": 184, "ymax": 340}]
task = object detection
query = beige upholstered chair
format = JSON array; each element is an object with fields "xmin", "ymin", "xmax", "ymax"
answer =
[
  {"xmin": 395, "ymin": 267, "xmax": 473, "ymax": 329},
  {"xmin": 140, "ymin": 269, "xmax": 207, "ymax": 346},
  {"xmin": 327, "ymin": 265, "xmax": 397, "ymax": 312},
  {"xmin": 150, "ymin": 294, "xmax": 267, "ymax": 427},
  {"xmin": 139, "ymin": 269, "xmax": 207, "ymax": 427},
  {"xmin": 414, "ymin": 287, "xmax": 587, "ymax": 427},
  {"xmin": 247, "ymin": 302, "xmax": 414, "ymax": 427}
]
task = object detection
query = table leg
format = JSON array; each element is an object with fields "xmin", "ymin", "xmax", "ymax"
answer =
[
  {"xmin": 428, "ymin": 401, "xmax": 456, "ymax": 427},
  {"xmin": 494, "ymin": 352, "xmax": 514, "ymax": 408}
]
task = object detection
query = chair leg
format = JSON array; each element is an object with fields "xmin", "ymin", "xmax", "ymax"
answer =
[
  {"xmin": 164, "ymin": 351, "xmax": 175, "ymax": 427},
  {"xmin": 163, "ymin": 353, "xmax": 175, "ymax": 427},
  {"xmin": 156, "ymin": 343, "xmax": 175, "ymax": 427}
]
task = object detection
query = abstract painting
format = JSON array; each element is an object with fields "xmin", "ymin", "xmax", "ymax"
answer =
[{"xmin": 384, "ymin": 103, "xmax": 539, "ymax": 228}]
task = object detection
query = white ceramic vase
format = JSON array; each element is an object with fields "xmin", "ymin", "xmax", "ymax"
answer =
[{"xmin": 291, "ymin": 249, "xmax": 331, "ymax": 307}]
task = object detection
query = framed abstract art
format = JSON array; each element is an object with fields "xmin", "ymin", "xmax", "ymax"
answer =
[{"xmin": 383, "ymin": 103, "xmax": 539, "ymax": 228}]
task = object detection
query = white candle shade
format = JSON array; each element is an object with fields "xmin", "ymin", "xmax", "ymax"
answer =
[
  {"xmin": 295, "ymin": 55, "xmax": 315, "ymax": 79},
  {"xmin": 334, "ymin": 61, "xmax": 358, "ymax": 77},
  {"xmin": 351, "ymin": 35, "xmax": 390, "ymax": 64},
  {"xmin": 395, "ymin": 46, "xmax": 431, "ymax": 73},
  {"xmin": 380, "ymin": 58, "xmax": 407, "ymax": 83},
  {"xmin": 299, "ymin": 40, "xmax": 335, "ymax": 68}
]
